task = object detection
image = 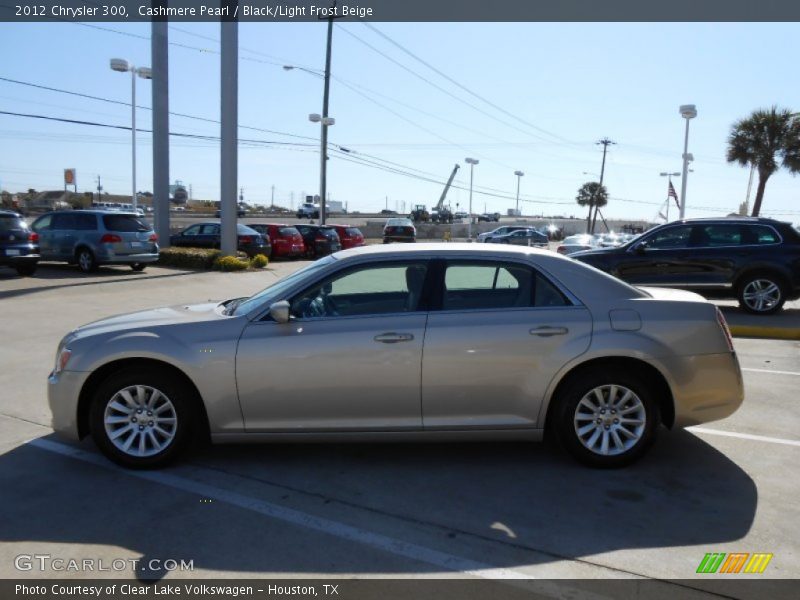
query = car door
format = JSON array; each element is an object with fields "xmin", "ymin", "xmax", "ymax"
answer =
[
  {"xmin": 50, "ymin": 213, "xmax": 78, "ymax": 260},
  {"xmin": 236, "ymin": 260, "xmax": 432, "ymax": 431},
  {"xmin": 614, "ymin": 224, "xmax": 696, "ymax": 285},
  {"xmin": 421, "ymin": 259, "xmax": 592, "ymax": 429},
  {"xmin": 200, "ymin": 223, "xmax": 221, "ymax": 248},
  {"xmin": 174, "ymin": 224, "xmax": 202, "ymax": 247}
]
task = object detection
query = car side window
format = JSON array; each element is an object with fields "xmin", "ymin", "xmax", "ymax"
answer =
[
  {"xmin": 183, "ymin": 224, "xmax": 201, "ymax": 235},
  {"xmin": 199, "ymin": 224, "xmax": 219, "ymax": 235},
  {"xmin": 51, "ymin": 213, "xmax": 76, "ymax": 231},
  {"xmin": 750, "ymin": 225, "xmax": 780, "ymax": 245},
  {"xmin": 32, "ymin": 214, "xmax": 52, "ymax": 231},
  {"xmin": 645, "ymin": 225, "xmax": 693, "ymax": 249},
  {"xmin": 290, "ymin": 262, "xmax": 429, "ymax": 319},
  {"xmin": 443, "ymin": 262, "xmax": 569, "ymax": 310},
  {"xmin": 74, "ymin": 214, "xmax": 97, "ymax": 231}
]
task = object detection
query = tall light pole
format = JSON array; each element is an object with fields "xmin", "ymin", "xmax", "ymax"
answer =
[
  {"xmin": 679, "ymin": 104, "xmax": 697, "ymax": 219},
  {"xmin": 465, "ymin": 158, "xmax": 479, "ymax": 240},
  {"xmin": 110, "ymin": 59, "xmax": 151, "ymax": 212},
  {"xmin": 514, "ymin": 170, "xmax": 524, "ymax": 216},
  {"xmin": 659, "ymin": 171, "xmax": 680, "ymax": 222}
]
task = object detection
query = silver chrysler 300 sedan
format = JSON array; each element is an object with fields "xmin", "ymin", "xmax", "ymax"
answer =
[{"xmin": 48, "ymin": 244, "xmax": 744, "ymax": 469}]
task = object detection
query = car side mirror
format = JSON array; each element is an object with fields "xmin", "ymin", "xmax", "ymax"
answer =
[{"xmin": 269, "ymin": 300, "xmax": 291, "ymax": 324}]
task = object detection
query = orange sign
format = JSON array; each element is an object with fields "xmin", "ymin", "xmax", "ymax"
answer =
[{"xmin": 64, "ymin": 169, "xmax": 76, "ymax": 185}]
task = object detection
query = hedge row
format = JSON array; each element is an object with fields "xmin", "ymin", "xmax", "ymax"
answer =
[{"xmin": 157, "ymin": 247, "xmax": 269, "ymax": 271}]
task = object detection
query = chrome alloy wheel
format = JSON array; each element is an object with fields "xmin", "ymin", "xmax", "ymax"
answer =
[
  {"xmin": 742, "ymin": 279, "xmax": 781, "ymax": 313},
  {"xmin": 573, "ymin": 385, "xmax": 646, "ymax": 456},
  {"xmin": 78, "ymin": 251, "xmax": 93, "ymax": 272},
  {"xmin": 104, "ymin": 385, "xmax": 178, "ymax": 457}
]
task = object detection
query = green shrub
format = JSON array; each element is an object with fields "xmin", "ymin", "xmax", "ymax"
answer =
[
  {"xmin": 213, "ymin": 255, "xmax": 250, "ymax": 271},
  {"xmin": 157, "ymin": 247, "xmax": 221, "ymax": 269},
  {"xmin": 250, "ymin": 254, "xmax": 269, "ymax": 269}
]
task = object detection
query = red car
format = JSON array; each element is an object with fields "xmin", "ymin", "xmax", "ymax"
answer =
[
  {"xmin": 249, "ymin": 224, "xmax": 305, "ymax": 259},
  {"xmin": 328, "ymin": 224, "xmax": 365, "ymax": 250}
]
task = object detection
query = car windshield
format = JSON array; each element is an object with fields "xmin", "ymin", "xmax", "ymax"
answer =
[
  {"xmin": 231, "ymin": 255, "xmax": 337, "ymax": 316},
  {"xmin": 102, "ymin": 214, "xmax": 150, "ymax": 232}
]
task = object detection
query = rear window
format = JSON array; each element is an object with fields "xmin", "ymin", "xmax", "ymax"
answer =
[
  {"xmin": 102, "ymin": 214, "xmax": 150, "ymax": 232},
  {"xmin": 345, "ymin": 227, "xmax": 362, "ymax": 236},
  {"xmin": 279, "ymin": 227, "xmax": 300, "ymax": 236},
  {"xmin": 0, "ymin": 216, "xmax": 27, "ymax": 231},
  {"xmin": 237, "ymin": 224, "xmax": 260, "ymax": 235},
  {"xmin": 320, "ymin": 227, "xmax": 338, "ymax": 239}
]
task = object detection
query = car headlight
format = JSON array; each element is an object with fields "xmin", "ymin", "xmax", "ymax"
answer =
[{"xmin": 54, "ymin": 347, "xmax": 72, "ymax": 374}]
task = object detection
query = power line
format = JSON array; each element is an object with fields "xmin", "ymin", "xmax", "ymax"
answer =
[{"xmin": 362, "ymin": 23, "xmax": 582, "ymax": 146}]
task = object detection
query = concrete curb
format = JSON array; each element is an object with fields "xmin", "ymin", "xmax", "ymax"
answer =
[{"xmin": 729, "ymin": 324, "xmax": 800, "ymax": 341}]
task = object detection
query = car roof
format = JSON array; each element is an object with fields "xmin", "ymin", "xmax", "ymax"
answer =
[
  {"xmin": 39, "ymin": 209, "xmax": 140, "ymax": 216},
  {"xmin": 334, "ymin": 242, "xmax": 555, "ymax": 261}
]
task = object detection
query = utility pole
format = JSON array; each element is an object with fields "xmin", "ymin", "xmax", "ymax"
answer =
[
  {"xmin": 744, "ymin": 163, "xmax": 755, "ymax": 215},
  {"xmin": 317, "ymin": 3, "xmax": 339, "ymax": 225},
  {"xmin": 591, "ymin": 138, "xmax": 615, "ymax": 234},
  {"xmin": 95, "ymin": 175, "xmax": 102, "ymax": 204},
  {"xmin": 271, "ymin": 185, "xmax": 275, "ymax": 207}
]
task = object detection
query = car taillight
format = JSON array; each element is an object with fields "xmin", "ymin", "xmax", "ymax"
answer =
[
  {"xmin": 239, "ymin": 236, "xmax": 253, "ymax": 244},
  {"xmin": 100, "ymin": 234, "xmax": 122, "ymax": 243},
  {"xmin": 148, "ymin": 233, "xmax": 158, "ymax": 242},
  {"xmin": 28, "ymin": 232, "xmax": 39, "ymax": 243},
  {"xmin": 557, "ymin": 246, "xmax": 566, "ymax": 254},
  {"xmin": 716, "ymin": 308, "xmax": 735, "ymax": 353}
]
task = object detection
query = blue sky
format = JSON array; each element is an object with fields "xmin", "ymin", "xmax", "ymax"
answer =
[{"xmin": 1, "ymin": 21, "xmax": 799, "ymax": 221}]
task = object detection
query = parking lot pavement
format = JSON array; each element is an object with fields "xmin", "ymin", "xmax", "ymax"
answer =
[
  {"xmin": 718, "ymin": 299, "xmax": 800, "ymax": 341},
  {"xmin": 0, "ymin": 263, "xmax": 798, "ymax": 588}
]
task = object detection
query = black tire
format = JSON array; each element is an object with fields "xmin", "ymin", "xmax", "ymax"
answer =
[
  {"xmin": 736, "ymin": 273, "xmax": 786, "ymax": 315},
  {"xmin": 76, "ymin": 248, "xmax": 97, "ymax": 273},
  {"xmin": 130, "ymin": 263, "xmax": 146, "ymax": 272},
  {"xmin": 15, "ymin": 263, "xmax": 37, "ymax": 276},
  {"xmin": 89, "ymin": 366, "xmax": 198, "ymax": 469},
  {"xmin": 552, "ymin": 367, "xmax": 660, "ymax": 468}
]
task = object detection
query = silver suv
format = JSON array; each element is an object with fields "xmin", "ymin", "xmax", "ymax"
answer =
[{"xmin": 31, "ymin": 210, "xmax": 159, "ymax": 273}]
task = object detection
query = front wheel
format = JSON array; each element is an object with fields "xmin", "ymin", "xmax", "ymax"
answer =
[
  {"xmin": 89, "ymin": 367, "xmax": 197, "ymax": 468},
  {"xmin": 553, "ymin": 368, "xmax": 659, "ymax": 468},
  {"xmin": 737, "ymin": 274, "xmax": 785, "ymax": 314},
  {"xmin": 130, "ymin": 263, "xmax": 146, "ymax": 272}
]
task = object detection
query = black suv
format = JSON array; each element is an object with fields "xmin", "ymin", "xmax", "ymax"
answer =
[
  {"xmin": 572, "ymin": 217, "xmax": 800, "ymax": 314},
  {"xmin": 0, "ymin": 210, "xmax": 39, "ymax": 276}
]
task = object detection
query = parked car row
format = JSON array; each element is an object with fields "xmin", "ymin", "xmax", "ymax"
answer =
[{"xmin": 170, "ymin": 222, "xmax": 364, "ymax": 260}]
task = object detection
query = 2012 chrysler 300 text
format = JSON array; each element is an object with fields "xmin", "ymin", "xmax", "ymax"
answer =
[{"xmin": 48, "ymin": 244, "xmax": 744, "ymax": 469}]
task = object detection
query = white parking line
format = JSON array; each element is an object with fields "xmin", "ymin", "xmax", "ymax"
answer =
[
  {"xmin": 742, "ymin": 367, "xmax": 800, "ymax": 377},
  {"xmin": 688, "ymin": 427, "xmax": 800, "ymax": 448},
  {"xmin": 28, "ymin": 438, "xmax": 533, "ymax": 580}
]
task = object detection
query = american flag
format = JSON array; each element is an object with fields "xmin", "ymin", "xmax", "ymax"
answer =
[{"xmin": 668, "ymin": 181, "xmax": 680, "ymax": 209}]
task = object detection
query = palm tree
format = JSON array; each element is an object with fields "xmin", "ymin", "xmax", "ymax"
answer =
[
  {"xmin": 726, "ymin": 107, "xmax": 800, "ymax": 217},
  {"xmin": 576, "ymin": 181, "xmax": 608, "ymax": 233}
]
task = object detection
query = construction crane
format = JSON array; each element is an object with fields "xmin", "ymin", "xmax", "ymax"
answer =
[{"xmin": 430, "ymin": 164, "xmax": 460, "ymax": 224}]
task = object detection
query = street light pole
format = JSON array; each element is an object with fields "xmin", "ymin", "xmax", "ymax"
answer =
[
  {"xmin": 110, "ymin": 59, "xmax": 151, "ymax": 212},
  {"xmin": 514, "ymin": 170, "xmax": 524, "ymax": 216},
  {"xmin": 679, "ymin": 104, "xmax": 697, "ymax": 219},
  {"xmin": 465, "ymin": 158, "xmax": 479, "ymax": 240}
]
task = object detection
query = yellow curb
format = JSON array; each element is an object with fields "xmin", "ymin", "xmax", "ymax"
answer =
[{"xmin": 729, "ymin": 324, "xmax": 800, "ymax": 341}]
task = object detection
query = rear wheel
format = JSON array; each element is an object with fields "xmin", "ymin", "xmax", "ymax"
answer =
[
  {"xmin": 553, "ymin": 368, "xmax": 659, "ymax": 468},
  {"xmin": 76, "ymin": 248, "xmax": 97, "ymax": 273},
  {"xmin": 130, "ymin": 263, "xmax": 146, "ymax": 272},
  {"xmin": 737, "ymin": 273, "xmax": 785, "ymax": 314},
  {"xmin": 89, "ymin": 367, "xmax": 197, "ymax": 468}
]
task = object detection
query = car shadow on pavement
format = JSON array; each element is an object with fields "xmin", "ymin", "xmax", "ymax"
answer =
[
  {"xmin": 0, "ymin": 265, "xmax": 199, "ymax": 301},
  {"xmin": 0, "ymin": 430, "xmax": 757, "ymax": 579}
]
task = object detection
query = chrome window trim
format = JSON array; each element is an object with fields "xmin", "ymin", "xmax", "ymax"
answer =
[{"xmin": 632, "ymin": 222, "xmax": 784, "ymax": 252}]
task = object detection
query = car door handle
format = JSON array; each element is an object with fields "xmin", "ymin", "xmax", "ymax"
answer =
[
  {"xmin": 374, "ymin": 332, "xmax": 414, "ymax": 343},
  {"xmin": 529, "ymin": 326, "xmax": 568, "ymax": 337}
]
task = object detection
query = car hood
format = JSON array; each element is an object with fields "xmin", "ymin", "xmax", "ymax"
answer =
[
  {"xmin": 69, "ymin": 302, "xmax": 225, "ymax": 340},
  {"xmin": 570, "ymin": 246, "xmax": 626, "ymax": 258}
]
